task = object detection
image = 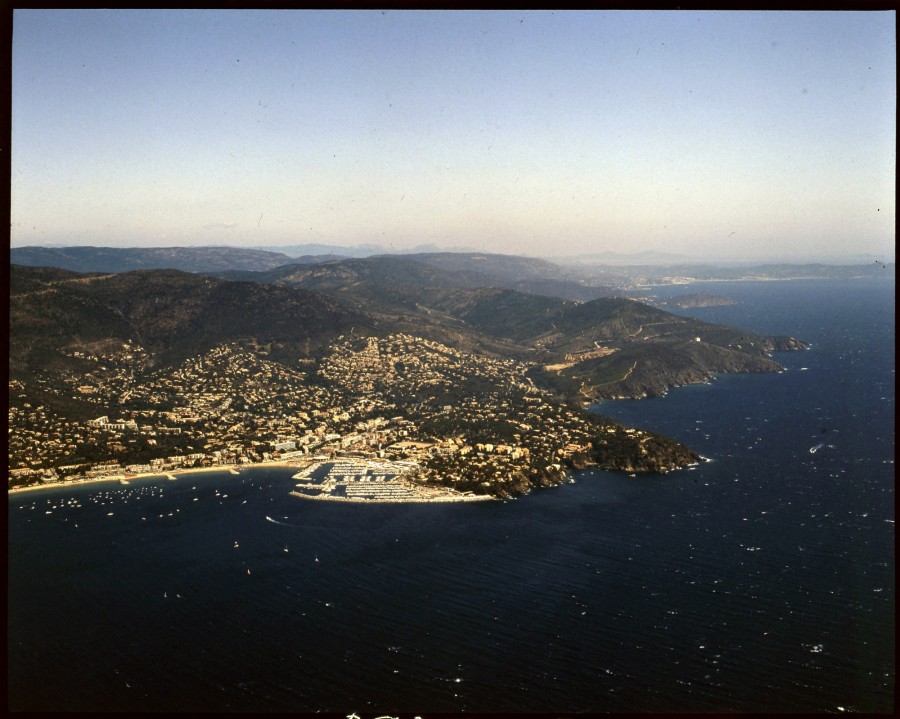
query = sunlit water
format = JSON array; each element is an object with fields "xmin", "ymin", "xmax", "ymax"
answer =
[{"xmin": 8, "ymin": 277, "xmax": 894, "ymax": 712}]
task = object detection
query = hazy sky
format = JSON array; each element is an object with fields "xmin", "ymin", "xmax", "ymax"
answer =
[{"xmin": 11, "ymin": 9, "xmax": 896, "ymax": 261}]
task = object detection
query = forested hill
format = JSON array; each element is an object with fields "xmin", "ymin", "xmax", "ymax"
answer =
[
  {"xmin": 11, "ymin": 264, "xmax": 807, "ymax": 402},
  {"xmin": 9, "ymin": 266, "xmax": 374, "ymax": 375},
  {"xmin": 218, "ymin": 253, "xmax": 616, "ymax": 302}
]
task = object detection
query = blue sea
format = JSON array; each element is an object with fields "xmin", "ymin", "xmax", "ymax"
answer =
[{"xmin": 8, "ymin": 277, "xmax": 894, "ymax": 713}]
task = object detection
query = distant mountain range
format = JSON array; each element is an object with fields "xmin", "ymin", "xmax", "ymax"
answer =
[
  {"xmin": 216, "ymin": 252, "xmax": 617, "ymax": 302},
  {"xmin": 12, "ymin": 246, "xmax": 891, "ymax": 291},
  {"xmin": 10, "ymin": 245, "xmax": 298, "ymax": 273},
  {"xmin": 250, "ymin": 242, "xmax": 482, "ymax": 258},
  {"xmin": 11, "ymin": 246, "xmax": 619, "ymax": 301}
]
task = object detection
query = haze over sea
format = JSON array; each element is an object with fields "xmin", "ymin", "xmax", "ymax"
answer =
[{"xmin": 8, "ymin": 277, "xmax": 894, "ymax": 713}]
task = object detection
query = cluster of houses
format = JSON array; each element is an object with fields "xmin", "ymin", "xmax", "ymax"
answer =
[{"xmin": 10, "ymin": 334, "xmax": 650, "ymax": 493}]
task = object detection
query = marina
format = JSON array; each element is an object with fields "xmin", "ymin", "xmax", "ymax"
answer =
[{"xmin": 291, "ymin": 460, "xmax": 492, "ymax": 503}]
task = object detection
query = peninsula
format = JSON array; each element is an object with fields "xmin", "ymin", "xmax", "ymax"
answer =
[{"xmin": 8, "ymin": 261, "xmax": 807, "ymax": 499}]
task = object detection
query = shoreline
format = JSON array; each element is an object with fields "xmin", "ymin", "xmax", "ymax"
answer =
[
  {"xmin": 8, "ymin": 460, "xmax": 309, "ymax": 495},
  {"xmin": 9, "ymin": 452, "xmax": 702, "ymax": 500},
  {"xmin": 8, "ymin": 458, "xmax": 496, "ymax": 505}
]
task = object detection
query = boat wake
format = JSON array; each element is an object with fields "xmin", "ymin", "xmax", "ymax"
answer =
[{"xmin": 265, "ymin": 515, "xmax": 295, "ymax": 527}]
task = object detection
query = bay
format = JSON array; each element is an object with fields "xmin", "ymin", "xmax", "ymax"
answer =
[{"xmin": 8, "ymin": 277, "xmax": 894, "ymax": 713}]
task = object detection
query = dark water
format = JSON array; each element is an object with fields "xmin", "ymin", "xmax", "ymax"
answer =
[{"xmin": 8, "ymin": 278, "xmax": 894, "ymax": 713}]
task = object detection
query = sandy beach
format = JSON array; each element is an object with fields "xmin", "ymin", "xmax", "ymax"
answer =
[{"xmin": 8, "ymin": 460, "xmax": 311, "ymax": 495}]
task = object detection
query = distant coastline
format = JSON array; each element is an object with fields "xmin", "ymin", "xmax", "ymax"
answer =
[{"xmin": 641, "ymin": 273, "xmax": 892, "ymax": 288}]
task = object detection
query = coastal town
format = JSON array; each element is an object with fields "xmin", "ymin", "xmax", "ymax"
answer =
[{"xmin": 8, "ymin": 333, "xmax": 698, "ymax": 498}]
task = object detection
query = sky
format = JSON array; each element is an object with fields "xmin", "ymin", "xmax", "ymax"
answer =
[{"xmin": 10, "ymin": 9, "xmax": 896, "ymax": 261}]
